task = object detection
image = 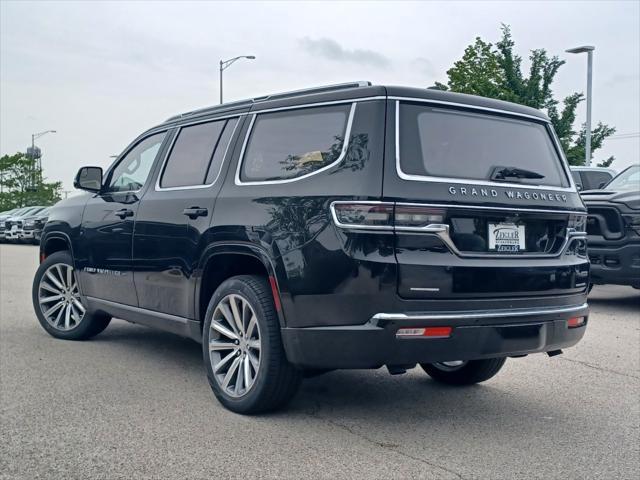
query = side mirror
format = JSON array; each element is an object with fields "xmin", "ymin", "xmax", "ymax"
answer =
[
  {"xmin": 74, "ymin": 166, "xmax": 103, "ymax": 193},
  {"xmin": 598, "ymin": 182, "xmax": 607, "ymax": 189},
  {"xmin": 576, "ymin": 184, "xmax": 582, "ymax": 191}
]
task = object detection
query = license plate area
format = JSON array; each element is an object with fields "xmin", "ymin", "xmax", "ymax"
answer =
[{"xmin": 488, "ymin": 222, "xmax": 526, "ymax": 252}]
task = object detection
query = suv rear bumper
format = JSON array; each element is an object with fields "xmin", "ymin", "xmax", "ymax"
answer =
[
  {"xmin": 588, "ymin": 242, "xmax": 640, "ymax": 288},
  {"xmin": 281, "ymin": 303, "xmax": 589, "ymax": 369}
]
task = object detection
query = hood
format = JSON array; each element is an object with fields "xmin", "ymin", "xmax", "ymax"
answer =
[{"xmin": 580, "ymin": 189, "xmax": 640, "ymax": 210}]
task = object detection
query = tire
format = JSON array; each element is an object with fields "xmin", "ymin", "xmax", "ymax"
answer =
[
  {"xmin": 420, "ymin": 358, "xmax": 506, "ymax": 386},
  {"xmin": 202, "ymin": 275, "xmax": 301, "ymax": 414},
  {"xmin": 32, "ymin": 251, "xmax": 111, "ymax": 340}
]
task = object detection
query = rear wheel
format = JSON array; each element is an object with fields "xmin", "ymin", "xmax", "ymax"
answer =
[
  {"xmin": 420, "ymin": 358, "xmax": 506, "ymax": 385},
  {"xmin": 203, "ymin": 275, "xmax": 301, "ymax": 414},
  {"xmin": 32, "ymin": 251, "xmax": 111, "ymax": 340}
]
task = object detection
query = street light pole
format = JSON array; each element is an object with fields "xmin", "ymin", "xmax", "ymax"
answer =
[
  {"xmin": 566, "ymin": 45, "xmax": 595, "ymax": 167},
  {"xmin": 219, "ymin": 55, "xmax": 256, "ymax": 104},
  {"xmin": 29, "ymin": 130, "xmax": 56, "ymax": 188}
]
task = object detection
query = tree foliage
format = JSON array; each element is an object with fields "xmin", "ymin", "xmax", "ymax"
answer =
[
  {"xmin": 0, "ymin": 152, "xmax": 62, "ymax": 211},
  {"xmin": 434, "ymin": 25, "xmax": 615, "ymax": 166}
]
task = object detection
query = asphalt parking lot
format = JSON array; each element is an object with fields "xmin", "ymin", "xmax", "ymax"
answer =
[{"xmin": 1, "ymin": 243, "xmax": 638, "ymax": 480}]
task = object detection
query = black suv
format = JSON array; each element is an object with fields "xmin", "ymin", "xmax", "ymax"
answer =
[
  {"xmin": 32, "ymin": 83, "xmax": 590, "ymax": 413},
  {"xmin": 581, "ymin": 165, "xmax": 640, "ymax": 289}
]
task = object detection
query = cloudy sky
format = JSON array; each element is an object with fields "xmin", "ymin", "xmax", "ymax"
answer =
[{"xmin": 1, "ymin": 0, "xmax": 639, "ymax": 192}]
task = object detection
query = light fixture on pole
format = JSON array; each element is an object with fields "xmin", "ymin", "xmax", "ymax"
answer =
[
  {"xmin": 566, "ymin": 45, "xmax": 595, "ymax": 167},
  {"xmin": 219, "ymin": 55, "xmax": 256, "ymax": 104}
]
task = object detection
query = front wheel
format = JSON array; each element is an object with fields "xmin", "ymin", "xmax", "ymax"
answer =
[
  {"xmin": 420, "ymin": 358, "xmax": 506, "ymax": 386},
  {"xmin": 32, "ymin": 251, "xmax": 111, "ymax": 340},
  {"xmin": 203, "ymin": 275, "xmax": 301, "ymax": 414}
]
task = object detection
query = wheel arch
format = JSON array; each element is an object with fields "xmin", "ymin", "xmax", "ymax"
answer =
[
  {"xmin": 196, "ymin": 243, "xmax": 287, "ymax": 328},
  {"xmin": 40, "ymin": 232, "xmax": 74, "ymax": 262}
]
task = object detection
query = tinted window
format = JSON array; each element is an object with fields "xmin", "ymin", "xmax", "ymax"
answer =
[
  {"xmin": 571, "ymin": 171, "xmax": 583, "ymax": 190},
  {"xmin": 160, "ymin": 121, "xmax": 226, "ymax": 188},
  {"xmin": 241, "ymin": 105, "xmax": 350, "ymax": 182},
  {"xmin": 107, "ymin": 132, "xmax": 166, "ymax": 192},
  {"xmin": 205, "ymin": 118, "xmax": 238, "ymax": 184},
  {"xmin": 583, "ymin": 171, "xmax": 613, "ymax": 190},
  {"xmin": 399, "ymin": 104, "xmax": 568, "ymax": 187}
]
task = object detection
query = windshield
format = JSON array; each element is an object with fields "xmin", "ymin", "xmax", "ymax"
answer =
[
  {"xmin": 606, "ymin": 165, "xmax": 640, "ymax": 191},
  {"xmin": 398, "ymin": 103, "xmax": 570, "ymax": 187}
]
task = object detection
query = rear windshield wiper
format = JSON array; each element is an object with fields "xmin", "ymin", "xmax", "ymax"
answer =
[{"xmin": 490, "ymin": 166, "xmax": 545, "ymax": 182}]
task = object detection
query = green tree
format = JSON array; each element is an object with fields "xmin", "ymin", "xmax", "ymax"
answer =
[
  {"xmin": 434, "ymin": 25, "xmax": 615, "ymax": 166},
  {"xmin": 0, "ymin": 152, "xmax": 62, "ymax": 211}
]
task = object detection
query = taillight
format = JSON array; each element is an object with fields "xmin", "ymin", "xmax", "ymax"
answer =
[
  {"xmin": 331, "ymin": 202, "xmax": 393, "ymax": 229},
  {"xmin": 568, "ymin": 214, "xmax": 587, "ymax": 232},
  {"xmin": 567, "ymin": 317, "xmax": 586, "ymax": 328},
  {"xmin": 394, "ymin": 205, "xmax": 446, "ymax": 229},
  {"xmin": 331, "ymin": 202, "xmax": 447, "ymax": 231}
]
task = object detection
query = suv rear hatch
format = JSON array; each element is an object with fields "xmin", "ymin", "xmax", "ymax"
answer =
[{"xmin": 384, "ymin": 98, "xmax": 588, "ymax": 299}]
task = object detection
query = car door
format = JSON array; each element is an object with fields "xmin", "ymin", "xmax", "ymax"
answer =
[
  {"xmin": 133, "ymin": 117, "xmax": 241, "ymax": 318},
  {"xmin": 75, "ymin": 131, "xmax": 168, "ymax": 305}
]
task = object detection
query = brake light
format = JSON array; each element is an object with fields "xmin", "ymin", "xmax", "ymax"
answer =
[
  {"xmin": 331, "ymin": 202, "xmax": 446, "ymax": 230},
  {"xmin": 394, "ymin": 205, "xmax": 445, "ymax": 228},
  {"xmin": 396, "ymin": 326, "xmax": 452, "ymax": 338},
  {"xmin": 331, "ymin": 202, "xmax": 393, "ymax": 229},
  {"xmin": 567, "ymin": 317, "xmax": 585, "ymax": 328}
]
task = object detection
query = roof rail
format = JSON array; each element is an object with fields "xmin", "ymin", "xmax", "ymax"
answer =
[
  {"xmin": 165, "ymin": 81, "xmax": 372, "ymax": 122},
  {"xmin": 254, "ymin": 81, "xmax": 372, "ymax": 103}
]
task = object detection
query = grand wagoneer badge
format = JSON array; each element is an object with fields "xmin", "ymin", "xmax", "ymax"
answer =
[{"xmin": 448, "ymin": 186, "xmax": 568, "ymax": 203}]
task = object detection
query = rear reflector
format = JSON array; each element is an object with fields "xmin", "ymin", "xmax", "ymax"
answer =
[
  {"xmin": 396, "ymin": 326, "xmax": 452, "ymax": 338},
  {"xmin": 268, "ymin": 276, "xmax": 281, "ymax": 312},
  {"xmin": 567, "ymin": 317, "xmax": 585, "ymax": 328}
]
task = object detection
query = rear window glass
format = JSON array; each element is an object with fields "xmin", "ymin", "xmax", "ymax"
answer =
[
  {"xmin": 240, "ymin": 104, "xmax": 351, "ymax": 182},
  {"xmin": 160, "ymin": 120, "xmax": 226, "ymax": 188},
  {"xmin": 399, "ymin": 104, "xmax": 569, "ymax": 187},
  {"xmin": 583, "ymin": 171, "xmax": 613, "ymax": 190}
]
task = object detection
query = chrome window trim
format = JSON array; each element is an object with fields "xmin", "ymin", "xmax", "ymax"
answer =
[
  {"xmin": 388, "ymin": 96, "xmax": 549, "ymax": 122},
  {"xmin": 235, "ymin": 102, "xmax": 357, "ymax": 186},
  {"xmin": 372, "ymin": 302, "xmax": 589, "ymax": 322},
  {"xmin": 393, "ymin": 100, "xmax": 578, "ymax": 193},
  {"xmin": 155, "ymin": 118, "xmax": 240, "ymax": 192},
  {"xmin": 104, "ymin": 130, "xmax": 170, "ymax": 196}
]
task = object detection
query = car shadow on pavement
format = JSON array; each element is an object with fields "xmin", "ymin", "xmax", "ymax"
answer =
[{"xmin": 91, "ymin": 320, "xmax": 564, "ymax": 427}]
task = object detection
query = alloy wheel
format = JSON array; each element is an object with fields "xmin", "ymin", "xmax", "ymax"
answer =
[
  {"xmin": 209, "ymin": 294, "xmax": 262, "ymax": 398},
  {"xmin": 432, "ymin": 360, "xmax": 467, "ymax": 372},
  {"xmin": 38, "ymin": 263, "xmax": 85, "ymax": 331}
]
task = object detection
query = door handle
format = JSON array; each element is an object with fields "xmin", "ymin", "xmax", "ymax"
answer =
[
  {"xmin": 182, "ymin": 206, "xmax": 208, "ymax": 219},
  {"xmin": 114, "ymin": 208, "xmax": 134, "ymax": 219}
]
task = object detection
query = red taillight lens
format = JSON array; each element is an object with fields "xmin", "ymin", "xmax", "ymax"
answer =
[
  {"xmin": 396, "ymin": 326, "xmax": 452, "ymax": 338},
  {"xmin": 567, "ymin": 317, "xmax": 585, "ymax": 328},
  {"xmin": 331, "ymin": 202, "xmax": 393, "ymax": 229}
]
